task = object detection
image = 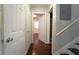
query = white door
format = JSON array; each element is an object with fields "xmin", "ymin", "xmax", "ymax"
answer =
[
  {"xmin": 0, "ymin": 5, "xmax": 2, "ymax": 54},
  {"xmin": 39, "ymin": 14, "xmax": 47, "ymax": 43},
  {"xmin": 3, "ymin": 4, "xmax": 26, "ymax": 55}
]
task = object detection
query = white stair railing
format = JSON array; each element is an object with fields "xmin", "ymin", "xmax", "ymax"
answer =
[
  {"xmin": 56, "ymin": 18, "xmax": 79, "ymax": 36},
  {"xmin": 55, "ymin": 18, "xmax": 79, "ymax": 54}
]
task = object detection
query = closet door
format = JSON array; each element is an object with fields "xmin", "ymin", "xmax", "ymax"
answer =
[{"xmin": 3, "ymin": 5, "xmax": 26, "ymax": 55}]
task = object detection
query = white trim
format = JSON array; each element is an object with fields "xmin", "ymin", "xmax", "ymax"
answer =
[
  {"xmin": 48, "ymin": 5, "xmax": 53, "ymax": 12},
  {"xmin": 54, "ymin": 36, "xmax": 79, "ymax": 54},
  {"xmin": 32, "ymin": 12, "xmax": 45, "ymax": 14},
  {"xmin": 1, "ymin": 5, "xmax": 4, "ymax": 55},
  {"xmin": 52, "ymin": 4, "xmax": 57, "ymax": 54},
  {"xmin": 56, "ymin": 18, "xmax": 79, "ymax": 36}
]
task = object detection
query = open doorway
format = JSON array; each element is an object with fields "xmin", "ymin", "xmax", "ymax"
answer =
[
  {"xmin": 32, "ymin": 13, "xmax": 45, "ymax": 45},
  {"xmin": 30, "ymin": 12, "xmax": 52, "ymax": 55}
]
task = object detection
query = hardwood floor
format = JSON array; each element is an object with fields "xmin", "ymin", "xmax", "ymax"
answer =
[
  {"xmin": 27, "ymin": 40, "xmax": 52, "ymax": 55},
  {"xmin": 27, "ymin": 33, "xmax": 52, "ymax": 55}
]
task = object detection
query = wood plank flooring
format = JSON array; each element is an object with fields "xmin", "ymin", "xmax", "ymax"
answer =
[{"xmin": 27, "ymin": 40, "xmax": 52, "ymax": 55}]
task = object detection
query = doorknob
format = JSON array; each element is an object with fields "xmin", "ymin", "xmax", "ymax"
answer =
[
  {"xmin": 6, "ymin": 37, "xmax": 10, "ymax": 43},
  {"xmin": 6, "ymin": 37, "xmax": 13, "ymax": 43}
]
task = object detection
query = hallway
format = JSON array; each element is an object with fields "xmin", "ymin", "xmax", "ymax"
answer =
[
  {"xmin": 1, "ymin": 4, "xmax": 79, "ymax": 55},
  {"xmin": 26, "ymin": 4, "xmax": 52, "ymax": 55},
  {"xmin": 0, "ymin": 4, "xmax": 52, "ymax": 55}
]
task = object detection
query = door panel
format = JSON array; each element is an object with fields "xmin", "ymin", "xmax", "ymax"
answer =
[
  {"xmin": 3, "ymin": 4, "xmax": 16, "ymax": 54},
  {"xmin": 3, "ymin": 5, "xmax": 26, "ymax": 55},
  {"xmin": 4, "ymin": 31, "xmax": 25, "ymax": 55}
]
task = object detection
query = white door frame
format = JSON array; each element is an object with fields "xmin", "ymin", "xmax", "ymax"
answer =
[
  {"xmin": 49, "ymin": 4, "xmax": 57, "ymax": 54},
  {"xmin": 0, "ymin": 5, "xmax": 4, "ymax": 55}
]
